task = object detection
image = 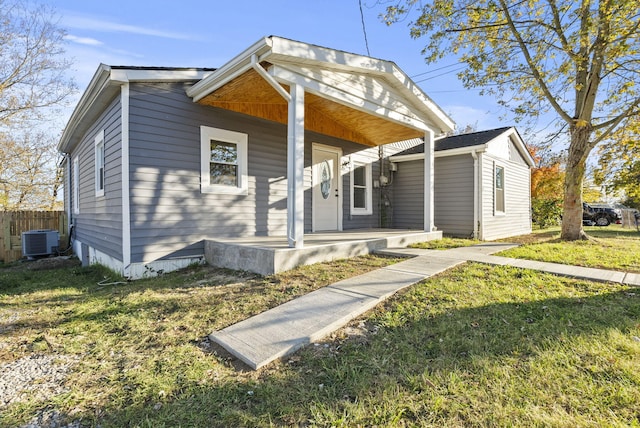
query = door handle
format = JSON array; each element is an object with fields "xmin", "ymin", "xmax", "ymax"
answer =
[{"xmin": 335, "ymin": 189, "xmax": 339, "ymax": 198}]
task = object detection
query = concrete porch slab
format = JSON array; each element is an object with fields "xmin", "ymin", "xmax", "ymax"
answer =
[{"xmin": 204, "ymin": 229, "xmax": 442, "ymax": 275}]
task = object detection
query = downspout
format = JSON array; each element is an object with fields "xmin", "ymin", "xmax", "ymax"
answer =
[
  {"xmin": 477, "ymin": 151, "xmax": 484, "ymax": 240},
  {"xmin": 471, "ymin": 151, "xmax": 479, "ymax": 239},
  {"xmin": 63, "ymin": 154, "xmax": 72, "ymax": 228},
  {"xmin": 120, "ymin": 83, "xmax": 132, "ymax": 278}
]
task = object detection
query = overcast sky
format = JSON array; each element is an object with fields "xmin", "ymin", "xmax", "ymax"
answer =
[{"xmin": 47, "ymin": 0, "xmax": 513, "ymax": 133}]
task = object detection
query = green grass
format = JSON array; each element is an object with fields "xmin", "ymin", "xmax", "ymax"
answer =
[
  {"xmin": 500, "ymin": 225, "xmax": 640, "ymax": 273},
  {"xmin": 410, "ymin": 236, "xmax": 481, "ymax": 250},
  {"xmin": 1, "ymin": 232, "xmax": 639, "ymax": 427}
]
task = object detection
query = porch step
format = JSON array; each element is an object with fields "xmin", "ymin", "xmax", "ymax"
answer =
[{"xmin": 204, "ymin": 229, "xmax": 442, "ymax": 275}]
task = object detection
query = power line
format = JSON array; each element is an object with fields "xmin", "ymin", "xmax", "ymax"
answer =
[
  {"xmin": 359, "ymin": 0, "xmax": 371, "ymax": 56},
  {"xmin": 414, "ymin": 65, "xmax": 467, "ymax": 83},
  {"xmin": 411, "ymin": 62, "xmax": 466, "ymax": 79}
]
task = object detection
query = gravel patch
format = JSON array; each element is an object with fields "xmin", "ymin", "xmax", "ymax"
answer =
[{"xmin": 0, "ymin": 354, "xmax": 78, "ymax": 408}]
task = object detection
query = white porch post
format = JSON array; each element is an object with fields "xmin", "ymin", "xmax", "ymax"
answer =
[
  {"xmin": 424, "ymin": 129, "xmax": 435, "ymax": 232},
  {"xmin": 287, "ymin": 83, "xmax": 305, "ymax": 248}
]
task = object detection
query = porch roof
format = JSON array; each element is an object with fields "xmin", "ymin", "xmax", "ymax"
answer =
[{"xmin": 186, "ymin": 36, "xmax": 455, "ymax": 146}]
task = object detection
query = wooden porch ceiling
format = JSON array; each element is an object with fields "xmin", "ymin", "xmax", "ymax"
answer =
[{"xmin": 196, "ymin": 68, "xmax": 424, "ymax": 147}]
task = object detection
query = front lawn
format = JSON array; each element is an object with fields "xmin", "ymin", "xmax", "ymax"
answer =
[
  {"xmin": 1, "ymin": 248, "xmax": 639, "ymax": 426},
  {"xmin": 499, "ymin": 225, "xmax": 640, "ymax": 272}
]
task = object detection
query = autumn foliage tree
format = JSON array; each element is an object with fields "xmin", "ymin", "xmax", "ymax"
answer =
[
  {"xmin": 529, "ymin": 144, "xmax": 564, "ymax": 227},
  {"xmin": 383, "ymin": 0, "xmax": 640, "ymax": 240}
]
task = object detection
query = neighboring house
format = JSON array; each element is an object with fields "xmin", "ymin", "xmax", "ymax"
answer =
[
  {"xmin": 58, "ymin": 36, "xmax": 455, "ymax": 278},
  {"xmin": 390, "ymin": 127, "xmax": 535, "ymax": 240}
]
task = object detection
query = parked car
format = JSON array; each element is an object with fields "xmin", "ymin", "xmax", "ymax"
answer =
[{"xmin": 582, "ymin": 202, "xmax": 622, "ymax": 226}]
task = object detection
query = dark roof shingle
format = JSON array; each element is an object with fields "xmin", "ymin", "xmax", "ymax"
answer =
[{"xmin": 395, "ymin": 127, "xmax": 513, "ymax": 156}]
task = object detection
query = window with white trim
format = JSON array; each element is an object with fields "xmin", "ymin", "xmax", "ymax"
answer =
[
  {"xmin": 200, "ymin": 126, "xmax": 248, "ymax": 194},
  {"xmin": 350, "ymin": 161, "xmax": 372, "ymax": 215},
  {"xmin": 95, "ymin": 130, "xmax": 105, "ymax": 197},
  {"xmin": 495, "ymin": 164, "xmax": 505, "ymax": 214},
  {"xmin": 73, "ymin": 156, "xmax": 80, "ymax": 214}
]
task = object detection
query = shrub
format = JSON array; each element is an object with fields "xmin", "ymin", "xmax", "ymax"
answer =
[{"xmin": 532, "ymin": 197, "xmax": 562, "ymax": 228}]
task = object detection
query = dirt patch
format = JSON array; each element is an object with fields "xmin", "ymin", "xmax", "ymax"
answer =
[{"xmin": 4, "ymin": 256, "xmax": 81, "ymax": 272}]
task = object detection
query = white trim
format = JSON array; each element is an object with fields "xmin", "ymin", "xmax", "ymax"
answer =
[
  {"xmin": 94, "ymin": 130, "xmax": 105, "ymax": 198},
  {"xmin": 424, "ymin": 129, "xmax": 435, "ymax": 232},
  {"xmin": 389, "ymin": 153, "xmax": 424, "ymax": 163},
  {"xmin": 484, "ymin": 127, "xmax": 535, "ymax": 167},
  {"xmin": 110, "ymin": 68, "xmax": 212, "ymax": 83},
  {"xmin": 187, "ymin": 37, "xmax": 273, "ymax": 102},
  {"xmin": 60, "ymin": 65, "xmax": 213, "ymax": 154},
  {"xmin": 435, "ymin": 145, "xmax": 488, "ymax": 158},
  {"xmin": 186, "ymin": 36, "xmax": 455, "ymax": 134},
  {"xmin": 73, "ymin": 238, "xmax": 203, "ymax": 280},
  {"xmin": 251, "ymin": 54, "xmax": 291, "ymax": 102},
  {"xmin": 287, "ymin": 84, "xmax": 305, "ymax": 248},
  {"xmin": 270, "ymin": 65, "xmax": 431, "ymax": 133},
  {"xmin": 121, "ymin": 84, "xmax": 132, "ymax": 278},
  {"xmin": 350, "ymin": 160, "xmax": 373, "ymax": 215},
  {"xmin": 390, "ymin": 145, "xmax": 489, "ymax": 163},
  {"xmin": 200, "ymin": 126, "xmax": 249, "ymax": 195},
  {"xmin": 72, "ymin": 157, "xmax": 80, "ymax": 215}
]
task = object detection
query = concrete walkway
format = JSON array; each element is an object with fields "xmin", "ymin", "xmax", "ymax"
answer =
[{"xmin": 210, "ymin": 243, "xmax": 640, "ymax": 370}]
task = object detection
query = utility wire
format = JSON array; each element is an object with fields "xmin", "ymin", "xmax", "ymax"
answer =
[
  {"xmin": 414, "ymin": 65, "xmax": 467, "ymax": 83},
  {"xmin": 359, "ymin": 0, "xmax": 371, "ymax": 56},
  {"xmin": 411, "ymin": 62, "xmax": 466, "ymax": 78}
]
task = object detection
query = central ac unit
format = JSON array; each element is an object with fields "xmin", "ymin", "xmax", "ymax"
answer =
[{"xmin": 22, "ymin": 230, "xmax": 60, "ymax": 258}]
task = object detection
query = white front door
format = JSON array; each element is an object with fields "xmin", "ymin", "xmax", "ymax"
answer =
[{"xmin": 312, "ymin": 144, "xmax": 342, "ymax": 231}]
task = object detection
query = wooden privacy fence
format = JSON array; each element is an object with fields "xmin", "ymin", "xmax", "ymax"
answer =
[{"xmin": 0, "ymin": 211, "xmax": 68, "ymax": 263}]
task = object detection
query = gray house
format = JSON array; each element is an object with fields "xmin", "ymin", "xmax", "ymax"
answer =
[
  {"xmin": 390, "ymin": 127, "xmax": 535, "ymax": 240},
  {"xmin": 58, "ymin": 36, "xmax": 455, "ymax": 278}
]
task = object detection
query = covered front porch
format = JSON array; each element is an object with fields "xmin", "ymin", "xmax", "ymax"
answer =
[
  {"xmin": 204, "ymin": 228, "xmax": 442, "ymax": 275},
  {"xmin": 187, "ymin": 36, "xmax": 455, "ymax": 253}
]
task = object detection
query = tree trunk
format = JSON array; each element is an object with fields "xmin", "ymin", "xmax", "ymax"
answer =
[{"xmin": 561, "ymin": 124, "xmax": 592, "ymax": 240}]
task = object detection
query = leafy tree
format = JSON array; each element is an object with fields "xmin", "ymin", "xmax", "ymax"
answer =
[
  {"xmin": 0, "ymin": 0, "xmax": 74, "ymax": 211},
  {"xmin": 594, "ymin": 119, "xmax": 640, "ymax": 206},
  {"xmin": 383, "ymin": 0, "xmax": 640, "ymax": 240}
]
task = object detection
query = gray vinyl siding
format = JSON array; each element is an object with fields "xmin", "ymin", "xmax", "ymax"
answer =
[
  {"xmin": 129, "ymin": 82, "xmax": 284, "ymax": 262},
  {"xmin": 128, "ymin": 82, "xmax": 381, "ymax": 263},
  {"xmin": 434, "ymin": 155, "xmax": 474, "ymax": 237},
  {"xmin": 480, "ymin": 154, "xmax": 531, "ymax": 240},
  {"xmin": 391, "ymin": 155, "xmax": 474, "ymax": 235},
  {"xmin": 69, "ymin": 94, "xmax": 123, "ymax": 259},
  {"xmin": 392, "ymin": 159, "xmax": 424, "ymax": 229}
]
